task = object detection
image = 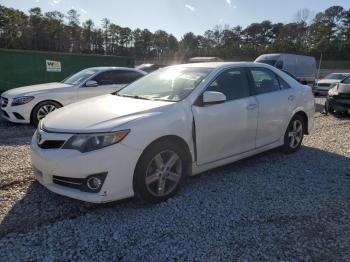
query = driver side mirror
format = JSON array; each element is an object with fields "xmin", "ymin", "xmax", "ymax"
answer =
[
  {"xmin": 85, "ymin": 80, "xmax": 98, "ymax": 87},
  {"xmin": 202, "ymin": 91, "xmax": 226, "ymax": 105}
]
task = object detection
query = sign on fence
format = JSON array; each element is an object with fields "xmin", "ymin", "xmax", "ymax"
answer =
[{"xmin": 46, "ymin": 60, "xmax": 62, "ymax": 72}]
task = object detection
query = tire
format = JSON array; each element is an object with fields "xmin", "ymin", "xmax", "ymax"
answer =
[
  {"xmin": 31, "ymin": 101, "xmax": 62, "ymax": 127},
  {"xmin": 133, "ymin": 140, "xmax": 189, "ymax": 203},
  {"xmin": 282, "ymin": 115, "xmax": 305, "ymax": 154}
]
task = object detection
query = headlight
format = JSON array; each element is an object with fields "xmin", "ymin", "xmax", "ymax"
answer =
[
  {"xmin": 328, "ymin": 86, "xmax": 338, "ymax": 96},
  {"xmin": 329, "ymin": 83, "xmax": 337, "ymax": 89},
  {"xmin": 11, "ymin": 96, "xmax": 34, "ymax": 106},
  {"xmin": 62, "ymin": 130, "xmax": 130, "ymax": 153}
]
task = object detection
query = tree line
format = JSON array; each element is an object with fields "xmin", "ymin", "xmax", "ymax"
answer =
[{"xmin": 0, "ymin": 4, "xmax": 349, "ymax": 63}]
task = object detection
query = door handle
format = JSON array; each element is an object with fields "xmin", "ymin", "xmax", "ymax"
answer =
[
  {"xmin": 247, "ymin": 104, "xmax": 258, "ymax": 110},
  {"xmin": 288, "ymin": 95, "xmax": 295, "ymax": 101}
]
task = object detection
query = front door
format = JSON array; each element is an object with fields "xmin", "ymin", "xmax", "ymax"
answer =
[
  {"xmin": 192, "ymin": 68, "xmax": 258, "ymax": 165},
  {"xmin": 78, "ymin": 70, "xmax": 126, "ymax": 100}
]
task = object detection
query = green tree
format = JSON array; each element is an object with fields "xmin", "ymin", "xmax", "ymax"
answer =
[{"xmin": 67, "ymin": 9, "xmax": 81, "ymax": 52}]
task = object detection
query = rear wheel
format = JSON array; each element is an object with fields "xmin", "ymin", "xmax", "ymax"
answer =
[
  {"xmin": 31, "ymin": 101, "xmax": 61, "ymax": 127},
  {"xmin": 133, "ymin": 140, "xmax": 188, "ymax": 203},
  {"xmin": 282, "ymin": 115, "xmax": 304, "ymax": 154}
]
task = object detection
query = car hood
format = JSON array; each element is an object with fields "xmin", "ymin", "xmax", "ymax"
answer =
[
  {"xmin": 317, "ymin": 79, "xmax": 341, "ymax": 84},
  {"xmin": 42, "ymin": 95, "xmax": 175, "ymax": 133},
  {"xmin": 2, "ymin": 82, "xmax": 72, "ymax": 98}
]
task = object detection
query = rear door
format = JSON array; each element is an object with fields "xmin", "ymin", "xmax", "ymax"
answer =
[
  {"xmin": 192, "ymin": 67, "xmax": 258, "ymax": 165},
  {"xmin": 248, "ymin": 67, "xmax": 296, "ymax": 148}
]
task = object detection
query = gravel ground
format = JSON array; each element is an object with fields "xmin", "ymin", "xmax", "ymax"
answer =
[{"xmin": 0, "ymin": 98, "xmax": 349, "ymax": 261}]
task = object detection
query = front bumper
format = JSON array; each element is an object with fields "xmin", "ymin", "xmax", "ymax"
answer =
[
  {"xmin": 312, "ymin": 87, "xmax": 331, "ymax": 95},
  {"xmin": 1, "ymin": 96, "xmax": 32, "ymax": 124},
  {"xmin": 30, "ymin": 131, "xmax": 142, "ymax": 203}
]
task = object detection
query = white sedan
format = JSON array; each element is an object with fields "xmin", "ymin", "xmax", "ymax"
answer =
[
  {"xmin": 31, "ymin": 62, "xmax": 315, "ymax": 203},
  {"xmin": 313, "ymin": 73, "xmax": 350, "ymax": 95},
  {"xmin": 0, "ymin": 67, "xmax": 146, "ymax": 126}
]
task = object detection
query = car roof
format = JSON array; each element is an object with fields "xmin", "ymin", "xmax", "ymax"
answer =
[{"xmin": 85, "ymin": 67, "xmax": 139, "ymax": 71}]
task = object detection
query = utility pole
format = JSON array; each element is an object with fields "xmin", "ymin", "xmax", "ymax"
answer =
[{"xmin": 317, "ymin": 53, "xmax": 323, "ymax": 81}]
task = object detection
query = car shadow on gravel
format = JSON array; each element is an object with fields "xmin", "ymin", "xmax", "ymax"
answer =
[{"xmin": 1, "ymin": 145, "xmax": 350, "ymax": 243}]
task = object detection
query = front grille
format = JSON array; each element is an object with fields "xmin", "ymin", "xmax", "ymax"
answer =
[
  {"xmin": 38, "ymin": 140, "xmax": 65, "ymax": 149},
  {"xmin": 53, "ymin": 176, "xmax": 85, "ymax": 189},
  {"xmin": 1, "ymin": 97, "xmax": 8, "ymax": 108},
  {"xmin": 317, "ymin": 83, "xmax": 331, "ymax": 88}
]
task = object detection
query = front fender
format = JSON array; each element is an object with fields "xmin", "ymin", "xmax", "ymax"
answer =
[{"xmin": 119, "ymin": 102, "xmax": 195, "ymax": 160}]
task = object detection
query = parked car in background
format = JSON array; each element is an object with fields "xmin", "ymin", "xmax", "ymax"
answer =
[
  {"xmin": 255, "ymin": 53, "xmax": 316, "ymax": 85},
  {"xmin": 136, "ymin": 64, "xmax": 166, "ymax": 73},
  {"xmin": 313, "ymin": 73, "xmax": 350, "ymax": 95},
  {"xmin": 325, "ymin": 75, "xmax": 350, "ymax": 114},
  {"xmin": 0, "ymin": 67, "xmax": 146, "ymax": 126},
  {"xmin": 31, "ymin": 62, "xmax": 314, "ymax": 204}
]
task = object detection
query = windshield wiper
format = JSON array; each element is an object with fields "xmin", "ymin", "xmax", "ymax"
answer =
[{"xmin": 117, "ymin": 94, "xmax": 150, "ymax": 100}]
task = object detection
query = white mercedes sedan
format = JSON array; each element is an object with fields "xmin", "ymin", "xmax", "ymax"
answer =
[
  {"xmin": 31, "ymin": 62, "xmax": 315, "ymax": 203},
  {"xmin": 0, "ymin": 67, "xmax": 146, "ymax": 126}
]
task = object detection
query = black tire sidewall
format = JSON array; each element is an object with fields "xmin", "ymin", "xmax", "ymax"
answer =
[
  {"xmin": 31, "ymin": 101, "xmax": 61, "ymax": 127},
  {"xmin": 133, "ymin": 140, "xmax": 188, "ymax": 203},
  {"xmin": 283, "ymin": 115, "xmax": 304, "ymax": 154}
]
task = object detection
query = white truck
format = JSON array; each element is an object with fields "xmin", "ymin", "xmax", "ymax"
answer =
[{"xmin": 255, "ymin": 53, "xmax": 316, "ymax": 85}]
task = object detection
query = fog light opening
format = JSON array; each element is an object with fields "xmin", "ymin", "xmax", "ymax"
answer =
[{"xmin": 86, "ymin": 177, "xmax": 102, "ymax": 191}]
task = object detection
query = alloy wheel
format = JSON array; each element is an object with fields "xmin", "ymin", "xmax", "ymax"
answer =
[
  {"xmin": 37, "ymin": 104, "xmax": 57, "ymax": 121},
  {"xmin": 288, "ymin": 119, "xmax": 303, "ymax": 149},
  {"xmin": 145, "ymin": 150, "xmax": 182, "ymax": 197}
]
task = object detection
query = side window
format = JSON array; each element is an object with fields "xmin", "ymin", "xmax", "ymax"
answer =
[
  {"xmin": 92, "ymin": 71, "xmax": 115, "ymax": 86},
  {"xmin": 206, "ymin": 68, "xmax": 250, "ymax": 101},
  {"xmin": 109, "ymin": 70, "xmax": 144, "ymax": 84},
  {"xmin": 278, "ymin": 76, "xmax": 291, "ymax": 90},
  {"xmin": 119, "ymin": 71, "xmax": 144, "ymax": 84},
  {"xmin": 249, "ymin": 68, "xmax": 280, "ymax": 94}
]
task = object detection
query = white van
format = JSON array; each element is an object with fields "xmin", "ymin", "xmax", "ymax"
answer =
[{"xmin": 255, "ymin": 53, "xmax": 316, "ymax": 85}]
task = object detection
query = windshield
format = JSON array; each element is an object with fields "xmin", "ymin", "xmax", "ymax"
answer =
[
  {"xmin": 62, "ymin": 69, "xmax": 99, "ymax": 85},
  {"xmin": 343, "ymin": 76, "xmax": 350, "ymax": 84},
  {"xmin": 118, "ymin": 67, "xmax": 212, "ymax": 102},
  {"xmin": 324, "ymin": 73, "xmax": 349, "ymax": 80}
]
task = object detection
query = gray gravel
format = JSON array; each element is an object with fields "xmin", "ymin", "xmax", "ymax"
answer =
[{"xmin": 1, "ymin": 98, "xmax": 350, "ymax": 261}]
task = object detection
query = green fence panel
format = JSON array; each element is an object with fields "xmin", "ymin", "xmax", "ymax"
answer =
[{"xmin": 0, "ymin": 49, "xmax": 134, "ymax": 92}]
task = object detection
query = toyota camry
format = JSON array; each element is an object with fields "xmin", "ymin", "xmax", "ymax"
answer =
[{"xmin": 31, "ymin": 62, "xmax": 315, "ymax": 203}]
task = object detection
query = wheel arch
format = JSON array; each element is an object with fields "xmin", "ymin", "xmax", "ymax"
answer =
[
  {"xmin": 30, "ymin": 99, "xmax": 64, "ymax": 124},
  {"xmin": 137, "ymin": 135, "xmax": 193, "ymax": 175},
  {"xmin": 293, "ymin": 110, "xmax": 309, "ymax": 135}
]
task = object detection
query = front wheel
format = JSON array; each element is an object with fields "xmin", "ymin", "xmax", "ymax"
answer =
[
  {"xmin": 31, "ymin": 101, "xmax": 61, "ymax": 127},
  {"xmin": 133, "ymin": 140, "xmax": 188, "ymax": 203},
  {"xmin": 282, "ymin": 115, "xmax": 304, "ymax": 154}
]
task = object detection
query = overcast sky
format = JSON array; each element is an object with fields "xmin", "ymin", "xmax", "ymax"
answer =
[{"xmin": 2, "ymin": 0, "xmax": 350, "ymax": 38}]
